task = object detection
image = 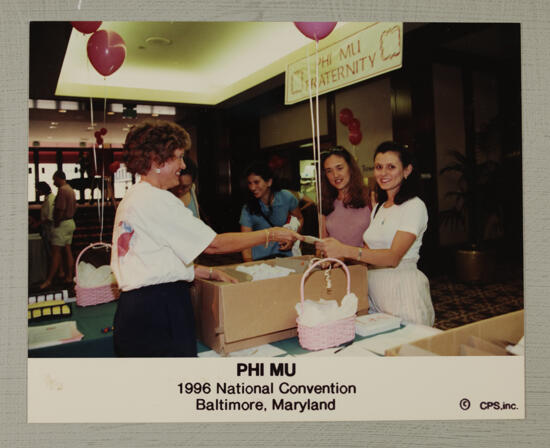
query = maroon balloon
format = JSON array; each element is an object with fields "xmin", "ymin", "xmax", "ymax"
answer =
[
  {"xmin": 100, "ymin": 127, "xmax": 108, "ymax": 135},
  {"xmin": 348, "ymin": 129, "xmax": 362, "ymax": 146},
  {"xmin": 294, "ymin": 22, "xmax": 337, "ymax": 42},
  {"xmin": 348, "ymin": 118, "xmax": 361, "ymax": 131},
  {"xmin": 96, "ymin": 137, "xmax": 104, "ymax": 146},
  {"xmin": 94, "ymin": 130, "xmax": 101, "ymax": 139},
  {"xmin": 71, "ymin": 21, "xmax": 102, "ymax": 34},
  {"xmin": 339, "ymin": 108, "xmax": 353, "ymax": 126},
  {"xmin": 109, "ymin": 161, "xmax": 121, "ymax": 174},
  {"xmin": 87, "ymin": 30, "xmax": 126, "ymax": 77}
]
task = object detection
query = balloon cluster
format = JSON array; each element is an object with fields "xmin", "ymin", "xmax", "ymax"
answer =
[
  {"xmin": 94, "ymin": 127, "xmax": 108, "ymax": 146},
  {"xmin": 339, "ymin": 108, "xmax": 362, "ymax": 146},
  {"xmin": 108, "ymin": 161, "xmax": 121, "ymax": 175},
  {"xmin": 70, "ymin": 21, "xmax": 126, "ymax": 77}
]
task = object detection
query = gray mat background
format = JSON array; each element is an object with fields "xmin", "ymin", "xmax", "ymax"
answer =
[{"xmin": 1, "ymin": 0, "xmax": 548, "ymax": 446}]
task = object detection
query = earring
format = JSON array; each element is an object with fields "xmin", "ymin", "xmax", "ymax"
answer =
[{"xmin": 155, "ymin": 168, "xmax": 161, "ymax": 174}]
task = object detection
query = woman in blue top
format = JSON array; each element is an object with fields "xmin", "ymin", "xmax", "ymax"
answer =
[{"xmin": 240, "ymin": 162, "xmax": 304, "ymax": 261}]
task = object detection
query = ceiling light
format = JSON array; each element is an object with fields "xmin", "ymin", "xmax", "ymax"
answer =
[
  {"xmin": 107, "ymin": 111, "xmax": 115, "ymax": 115},
  {"xmin": 145, "ymin": 36, "xmax": 172, "ymax": 46},
  {"xmin": 35, "ymin": 100, "xmax": 57, "ymax": 110},
  {"xmin": 152, "ymin": 105, "xmax": 176, "ymax": 115},
  {"xmin": 58, "ymin": 109, "xmax": 67, "ymax": 113},
  {"xmin": 28, "ymin": 99, "xmax": 35, "ymax": 108},
  {"xmin": 59, "ymin": 100, "xmax": 79, "ymax": 111},
  {"xmin": 110, "ymin": 103, "xmax": 123, "ymax": 113},
  {"xmin": 87, "ymin": 125, "xmax": 96, "ymax": 130},
  {"xmin": 49, "ymin": 125, "xmax": 57, "ymax": 129},
  {"xmin": 50, "ymin": 122, "xmax": 59, "ymax": 126},
  {"xmin": 136, "ymin": 104, "xmax": 152, "ymax": 114}
]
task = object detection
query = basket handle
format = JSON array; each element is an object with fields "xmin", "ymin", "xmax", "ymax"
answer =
[
  {"xmin": 75, "ymin": 242, "xmax": 113, "ymax": 284},
  {"xmin": 300, "ymin": 258, "xmax": 351, "ymax": 311}
]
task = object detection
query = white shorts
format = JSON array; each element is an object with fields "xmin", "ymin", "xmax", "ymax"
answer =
[{"xmin": 51, "ymin": 219, "xmax": 76, "ymax": 247}]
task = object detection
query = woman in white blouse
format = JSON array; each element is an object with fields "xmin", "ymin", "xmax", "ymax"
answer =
[{"xmin": 316, "ymin": 141, "xmax": 434, "ymax": 326}]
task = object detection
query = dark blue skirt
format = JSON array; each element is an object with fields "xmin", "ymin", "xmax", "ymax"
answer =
[{"xmin": 113, "ymin": 280, "xmax": 197, "ymax": 357}]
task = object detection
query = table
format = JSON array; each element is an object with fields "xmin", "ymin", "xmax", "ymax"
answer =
[
  {"xmin": 28, "ymin": 300, "xmax": 441, "ymax": 358},
  {"xmin": 28, "ymin": 301, "xmax": 117, "ymax": 357}
]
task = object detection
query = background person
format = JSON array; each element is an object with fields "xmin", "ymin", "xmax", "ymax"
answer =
[
  {"xmin": 39, "ymin": 171, "xmax": 77, "ymax": 290},
  {"xmin": 239, "ymin": 162, "xmax": 304, "ymax": 261},
  {"xmin": 168, "ymin": 155, "xmax": 201, "ymax": 219},
  {"xmin": 320, "ymin": 146, "xmax": 372, "ymax": 247},
  {"xmin": 111, "ymin": 120, "xmax": 302, "ymax": 357},
  {"xmin": 36, "ymin": 181, "xmax": 55, "ymax": 253},
  {"xmin": 316, "ymin": 142, "xmax": 435, "ymax": 326}
]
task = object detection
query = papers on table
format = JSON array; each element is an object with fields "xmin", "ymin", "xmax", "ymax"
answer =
[
  {"xmin": 28, "ymin": 321, "xmax": 83, "ymax": 350},
  {"xmin": 355, "ymin": 313, "xmax": 402, "ymax": 337},
  {"xmin": 353, "ymin": 324, "xmax": 442, "ymax": 355},
  {"xmin": 228, "ymin": 344, "xmax": 288, "ymax": 357}
]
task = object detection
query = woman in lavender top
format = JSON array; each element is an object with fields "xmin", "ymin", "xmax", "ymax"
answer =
[{"xmin": 320, "ymin": 146, "xmax": 371, "ymax": 246}]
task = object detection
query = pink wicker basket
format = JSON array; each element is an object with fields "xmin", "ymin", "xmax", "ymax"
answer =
[
  {"xmin": 74, "ymin": 242, "xmax": 120, "ymax": 307},
  {"xmin": 297, "ymin": 258, "xmax": 356, "ymax": 351}
]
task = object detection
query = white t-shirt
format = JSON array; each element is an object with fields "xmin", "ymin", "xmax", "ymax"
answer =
[
  {"xmin": 111, "ymin": 182, "xmax": 217, "ymax": 291},
  {"xmin": 363, "ymin": 197, "xmax": 428, "ymax": 263}
]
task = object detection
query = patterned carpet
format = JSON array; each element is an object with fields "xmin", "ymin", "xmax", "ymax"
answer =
[{"xmin": 430, "ymin": 269, "xmax": 524, "ymax": 330}]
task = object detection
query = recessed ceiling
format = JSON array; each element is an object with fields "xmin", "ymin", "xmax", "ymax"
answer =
[{"xmin": 56, "ymin": 21, "xmax": 369, "ymax": 105}]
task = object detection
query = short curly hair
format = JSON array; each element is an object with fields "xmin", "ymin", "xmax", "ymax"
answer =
[{"xmin": 123, "ymin": 120, "xmax": 191, "ymax": 175}]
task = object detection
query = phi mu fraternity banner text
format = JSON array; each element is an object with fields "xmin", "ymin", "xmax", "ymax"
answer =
[{"xmin": 285, "ymin": 22, "xmax": 403, "ymax": 105}]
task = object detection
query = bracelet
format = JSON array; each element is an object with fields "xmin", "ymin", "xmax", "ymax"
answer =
[
  {"xmin": 264, "ymin": 229, "xmax": 270, "ymax": 248},
  {"xmin": 357, "ymin": 247, "xmax": 363, "ymax": 261},
  {"xmin": 208, "ymin": 267, "xmax": 213, "ymax": 280}
]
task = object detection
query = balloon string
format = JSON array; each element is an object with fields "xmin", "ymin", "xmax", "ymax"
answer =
[
  {"xmin": 306, "ymin": 45, "xmax": 320, "ymax": 236},
  {"xmin": 315, "ymin": 39, "xmax": 322, "ymax": 239}
]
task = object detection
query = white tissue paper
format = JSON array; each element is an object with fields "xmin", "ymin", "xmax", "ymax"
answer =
[
  {"xmin": 295, "ymin": 293, "xmax": 358, "ymax": 327},
  {"xmin": 236, "ymin": 263, "xmax": 295, "ymax": 281},
  {"xmin": 77, "ymin": 261, "xmax": 117, "ymax": 288},
  {"xmin": 283, "ymin": 216, "xmax": 302, "ymax": 256}
]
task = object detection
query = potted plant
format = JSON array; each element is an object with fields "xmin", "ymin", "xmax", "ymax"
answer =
[{"xmin": 439, "ymin": 116, "xmax": 504, "ymax": 283}]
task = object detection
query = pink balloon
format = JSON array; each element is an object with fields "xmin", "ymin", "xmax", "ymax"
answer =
[
  {"xmin": 71, "ymin": 21, "xmax": 102, "ymax": 34},
  {"xmin": 87, "ymin": 30, "xmax": 126, "ymax": 77},
  {"xmin": 294, "ymin": 22, "xmax": 337, "ymax": 42},
  {"xmin": 348, "ymin": 118, "xmax": 361, "ymax": 131},
  {"xmin": 349, "ymin": 129, "xmax": 362, "ymax": 146},
  {"xmin": 339, "ymin": 108, "xmax": 353, "ymax": 126}
]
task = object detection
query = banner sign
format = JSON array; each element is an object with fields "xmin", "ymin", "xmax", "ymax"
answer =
[{"xmin": 285, "ymin": 22, "xmax": 403, "ymax": 105}]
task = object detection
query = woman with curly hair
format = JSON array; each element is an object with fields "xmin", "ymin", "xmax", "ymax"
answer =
[{"xmin": 111, "ymin": 120, "xmax": 302, "ymax": 357}]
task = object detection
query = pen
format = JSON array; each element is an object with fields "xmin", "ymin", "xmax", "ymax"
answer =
[{"xmin": 334, "ymin": 339, "xmax": 354, "ymax": 353}]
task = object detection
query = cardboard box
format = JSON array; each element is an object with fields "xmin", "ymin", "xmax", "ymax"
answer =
[
  {"xmin": 192, "ymin": 256, "xmax": 368, "ymax": 355},
  {"xmin": 385, "ymin": 310, "xmax": 524, "ymax": 356}
]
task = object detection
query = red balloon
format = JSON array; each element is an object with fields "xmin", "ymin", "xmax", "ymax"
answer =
[
  {"xmin": 294, "ymin": 22, "xmax": 337, "ymax": 42},
  {"xmin": 109, "ymin": 161, "xmax": 121, "ymax": 174},
  {"xmin": 349, "ymin": 129, "xmax": 362, "ymax": 146},
  {"xmin": 348, "ymin": 118, "xmax": 361, "ymax": 131},
  {"xmin": 94, "ymin": 131, "xmax": 101, "ymax": 139},
  {"xmin": 87, "ymin": 30, "xmax": 126, "ymax": 77},
  {"xmin": 71, "ymin": 21, "xmax": 102, "ymax": 34},
  {"xmin": 339, "ymin": 108, "xmax": 353, "ymax": 126},
  {"xmin": 96, "ymin": 137, "xmax": 104, "ymax": 146},
  {"xmin": 100, "ymin": 127, "xmax": 108, "ymax": 135}
]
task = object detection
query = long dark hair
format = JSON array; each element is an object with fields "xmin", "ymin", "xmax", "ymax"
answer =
[
  {"xmin": 374, "ymin": 141, "xmax": 420, "ymax": 205},
  {"xmin": 321, "ymin": 146, "xmax": 369, "ymax": 215},
  {"xmin": 243, "ymin": 162, "xmax": 281, "ymax": 216}
]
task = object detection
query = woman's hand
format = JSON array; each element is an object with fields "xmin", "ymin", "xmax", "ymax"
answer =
[
  {"xmin": 315, "ymin": 237, "xmax": 349, "ymax": 259},
  {"xmin": 270, "ymin": 227, "xmax": 303, "ymax": 250},
  {"xmin": 210, "ymin": 268, "xmax": 239, "ymax": 284}
]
